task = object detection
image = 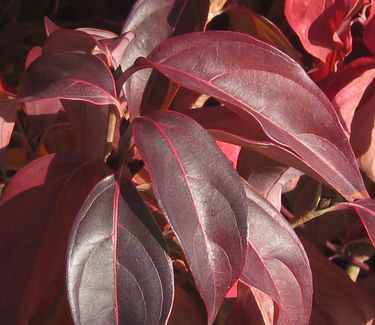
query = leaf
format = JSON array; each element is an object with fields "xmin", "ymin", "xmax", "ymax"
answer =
[
  {"xmin": 320, "ymin": 57, "xmax": 375, "ymax": 132},
  {"xmin": 139, "ymin": 31, "xmax": 368, "ymax": 201},
  {"xmin": 0, "ymin": 99, "xmax": 17, "ymax": 170},
  {"xmin": 333, "ymin": 199, "xmax": 375, "ymax": 247},
  {"xmin": 350, "ymin": 81, "xmax": 375, "ymax": 181},
  {"xmin": 222, "ymin": 4, "xmax": 301, "ymax": 62},
  {"xmin": 61, "ymin": 100, "xmax": 112, "ymax": 160},
  {"xmin": 182, "ymin": 106, "xmax": 357, "ymax": 194},
  {"xmin": 302, "ymin": 238, "xmax": 375, "ymax": 324},
  {"xmin": 364, "ymin": 4, "xmax": 375, "ymax": 56},
  {"xmin": 133, "ymin": 111, "xmax": 248, "ymax": 323},
  {"xmin": 0, "ymin": 151, "xmax": 106, "ymax": 324},
  {"xmin": 43, "ymin": 29, "xmax": 97, "ymax": 54},
  {"xmin": 284, "ymin": 0, "xmax": 361, "ymax": 62},
  {"xmin": 67, "ymin": 175, "xmax": 174, "ymax": 325},
  {"xmin": 237, "ymin": 149, "xmax": 303, "ymax": 211},
  {"xmin": 239, "ymin": 180, "xmax": 313, "ymax": 324},
  {"xmin": 120, "ymin": 0, "xmax": 209, "ymax": 118},
  {"xmin": 18, "ymin": 51, "xmax": 119, "ymax": 107},
  {"xmin": 215, "ymin": 140, "xmax": 240, "ymax": 167}
]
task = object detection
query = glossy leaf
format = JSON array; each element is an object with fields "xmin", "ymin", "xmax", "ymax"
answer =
[
  {"xmin": 239, "ymin": 180, "xmax": 313, "ymax": 324},
  {"xmin": 133, "ymin": 111, "xmax": 248, "ymax": 323},
  {"xmin": 285, "ymin": 0, "xmax": 360, "ymax": 62},
  {"xmin": 67, "ymin": 175, "xmax": 174, "ymax": 324},
  {"xmin": 120, "ymin": 0, "xmax": 209, "ymax": 118},
  {"xmin": 364, "ymin": 4, "xmax": 375, "ymax": 56},
  {"xmin": 0, "ymin": 151, "xmax": 106, "ymax": 324},
  {"xmin": 302, "ymin": 238, "xmax": 375, "ymax": 324},
  {"xmin": 139, "ymin": 31, "xmax": 368, "ymax": 201},
  {"xmin": 18, "ymin": 51, "xmax": 119, "ymax": 106}
]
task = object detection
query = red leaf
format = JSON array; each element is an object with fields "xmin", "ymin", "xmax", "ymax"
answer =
[
  {"xmin": 239, "ymin": 180, "xmax": 313, "ymax": 324},
  {"xmin": 320, "ymin": 57, "xmax": 375, "ymax": 132},
  {"xmin": 133, "ymin": 111, "xmax": 248, "ymax": 323},
  {"xmin": 0, "ymin": 152, "xmax": 106, "ymax": 324},
  {"xmin": 120, "ymin": 0, "xmax": 209, "ymax": 118},
  {"xmin": 215, "ymin": 141, "xmax": 240, "ymax": 167},
  {"xmin": 364, "ymin": 4, "xmax": 375, "ymax": 56},
  {"xmin": 302, "ymin": 238, "xmax": 375, "ymax": 324},
  {"xmin": 67, "ymin": 175, "xmax": 174, "ymax": 324},
  {"xmin": 18, "ymin": 51, "xmax": 119, "ymax": 107},
  {"xmin": 284, "ymin": 0, "xmax": 360, "ymax": 62},
  {"xmin": 139, "ymin": 31, "xmax": 368, "ymax": 202},
  {"xmin": 350, "ymin": 81, "xmax": 375, "ymax": 181}
]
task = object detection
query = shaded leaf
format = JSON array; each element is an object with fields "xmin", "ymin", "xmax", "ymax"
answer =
[
  {"xmin": 223, "ymin": 4, "xmax": 301, "ymax": 62},
  {"xmin": 285, "ymin": 0, "xmax": 360, "ymax": 62},
  {"xmin": 350, "ymin": 81, "xmax": 375, "ymax": 181},
  {"xmin": 237, "ymin": 149, "xmax": 303, "ymax": 210},
  {"xmin": 133, "ymin": 111, "xmax": 248, "ymax": 323},
  {"xmin": 364, "ymin": 3, "xmax": 375, "ymax": 56},
  {"xmin": 18, "ymin": 51, "xmax": 119, "ymax": 106},
  {"xmin": 239, "ymin": 180, "xmax": 312, "ymax": 324},
  {"xmin": 120, "ymin": 0, "xmax": 209, "ymax": 118},
  {"xmin": 0, "ymin": 151, "xmax": 106, "ymax": 324},
  {"xmin": 0, "ymin": 99, "xmax": 17, "ymax": 170},
  {"xmin": 140, "ymin": 31, "xmax": 367, "ymax": 201},
  {"xmin": 333, "ymin": 199, "xmax": 375, "ymax": 247},
  {"xmin": 302, "ymin": 238, "xmax": 375, "ymax": 324},
  {"xmin": 67, "ymin": 175, "xmax": 174, "ymax": 325},
  {"xmin": 320, "ymin": 57, "xmax": 375, "ymax": 132}
]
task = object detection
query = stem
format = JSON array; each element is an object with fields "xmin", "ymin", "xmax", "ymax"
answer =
[
  {"xmin": 290, "ymin": 205, "xmax": 337, "ymax": 228},
  {"xmin": 104, "ymin": 109, "xmax": 117, "ymax": 162},
  {"xmin": 345, "ymin": 243, "xmax": 374, "ymax": 282}
]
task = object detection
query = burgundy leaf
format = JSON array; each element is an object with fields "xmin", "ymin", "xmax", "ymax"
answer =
[
  {"xmin": 97, "ymin": 32, "xmax": 134, "ymax": 69},
  {"xmin": 0, "ymin": 151, "xmax": 106, "ymax": 325},
  {"xmin": 67, "ymin": 175, "xmax": 174, "ymax": 324},
  {"xmin": 43, "ymin": 29, "xmax": 97, "ymax": 54},
  {"xmin": 183, "ymin": 107, "xmax": 352, "ymax": 191},
  {"xmin": 61, "ymin": 100, "xmax": 112, "ymax": 160},
  {"xmin": 284, "ymin": 0, "xmax": 361, "ymax": 62},
  {"xmin": 44, "ymin": 17, "xmax": 59, "ymax": 36},
  {"xmin": 239, "ymin": 180, "xmax": 312, "ymax": 324},
  {"xmin": 333, "ymin": 199, "xmax": 375, "ymax": 247},
  {"xmin": 320, "ymin": 57, "xmax": 375, "ymax": 132},
  {"xmin": 120, "ymin": 0, "xmax": 209, "ymax": 118},
  {"xmin": 133, "ymin": 111, "xmax": 248, "ymax": 323},
  {"xmin": 140, "ymin": 31, "xmax": 368, "ymax": 201},
  {"xmin": 0, "ymin": 99, "xmax": 17, "ymax": 168},
  {"xmin": 18, "ymin": 51, "xmax": 119, "ymax": 107},
  {"xmin": 25, "ymin": 46, "xmax": 43, "ymax": 69},
  {"xmin": 237, "ymin": 149, "xmax": 303, "ymax": 211},
  {"xmin": 302, "ymin": 238, "xmax": 375, "ymax": 324}
]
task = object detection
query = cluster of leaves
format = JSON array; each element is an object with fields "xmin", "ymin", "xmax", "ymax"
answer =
[{"xmin": 1, "ymin": 0, "xmax": 375, "ymax": 324}]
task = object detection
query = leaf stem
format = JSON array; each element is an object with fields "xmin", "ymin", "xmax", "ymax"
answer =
[{"xmin": 290, "ymin": 205, "xmax": 337, "ymax": 228}]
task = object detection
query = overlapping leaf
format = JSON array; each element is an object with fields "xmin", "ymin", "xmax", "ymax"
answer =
[
  {"xmin": 0, "ymin": 151, "xmax": 106, "ymax": 324},
  {"xmin": 18, "ymin": 51, "xmax": 118, "ymax": 106},
  {"xmin": 0, "ymin": 99, "xmax": 17, "ymax": 170},
  {"xmin": 302, "ymin": 238, "xmax": 375, "ymax": 324},
  {"xmin": 238, "ymin": 180, "xmax": 313, "ymax": 324},
  {"xmin": 133, "ymin": 111, "xmax": 248, "ymax": 323},
  {"xmin": 285, "ymin": 0, "xmax": 361, "ymax": 62},
  {"xmin": 67, "ymin": 175, "xmax": 174, "ymax": 325},
  {"xmin": 120, "ymin": 0, "xmax": 209, "ymax": 118},
  {"xmin": 136, "ymin": 31, "xmax": 367, "ymax": 201}
]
